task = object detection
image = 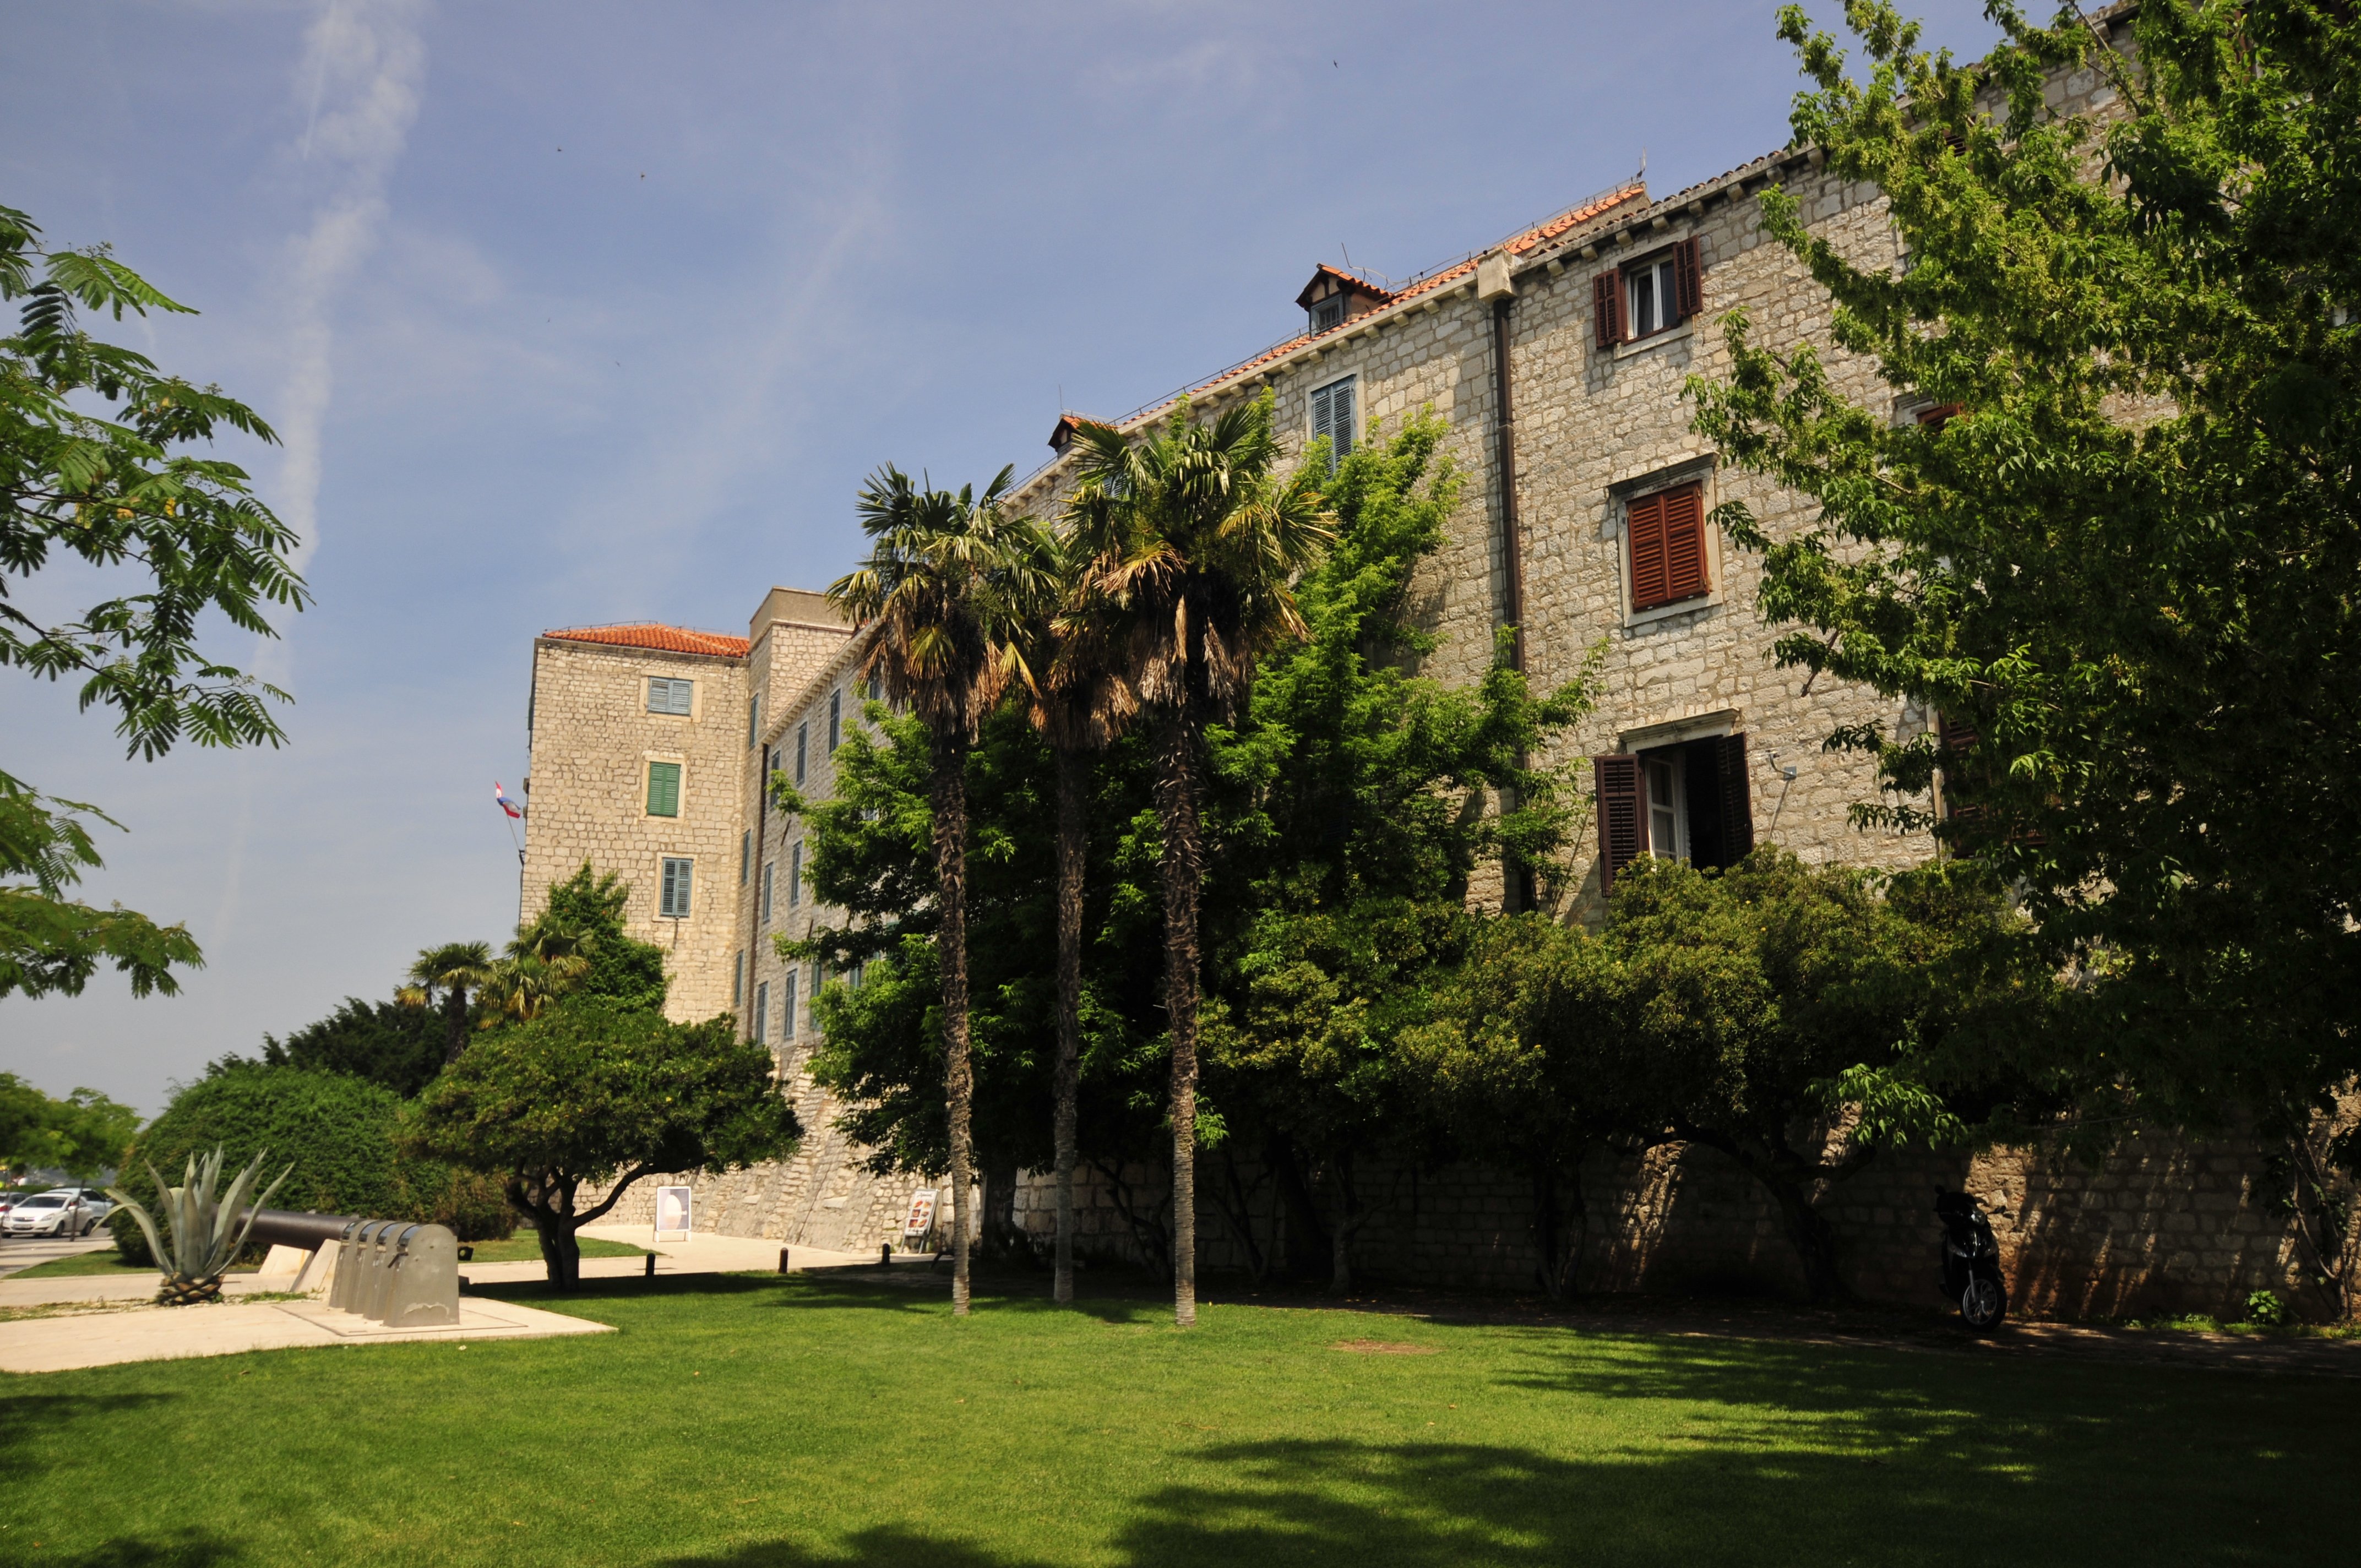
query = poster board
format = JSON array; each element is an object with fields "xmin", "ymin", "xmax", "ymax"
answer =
[
  {"xmin": 654, "ymin": 1185, "xmax": 693, "ymax": 1241},
  {"xmin": 901, "ymin": 1188, "xmax": 939, "ymax": 1246}
]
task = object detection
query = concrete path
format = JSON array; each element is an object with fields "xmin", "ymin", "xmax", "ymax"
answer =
[
  {"xmin": 0, "ymin": 1234, "xmax": 117, "ymax": 1281},
  {"xmin": 0, "ymin": 1295, "xmax": 612, "ymax": 1374}
]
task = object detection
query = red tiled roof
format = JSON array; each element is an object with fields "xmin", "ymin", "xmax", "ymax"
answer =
[
  {"xmin": 1108, "ymin": 181, "xmax": 1649, "ymax": 434},
  {"xmin": 1296, "ymin": 263, "xmax": 1398, "ymax": 310},
  {"xmin": 541, "ymin": 623, "xmax": 751, "ymax": 657}
]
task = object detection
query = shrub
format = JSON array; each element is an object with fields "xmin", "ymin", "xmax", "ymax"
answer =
[
  {"xmin": 108, "ymin": 1063, "xmax": 513, "ymax": 1264},
  {"xmin": 2244, "ymin": 1288, "xmax": 2291, "ymax": 1327}
]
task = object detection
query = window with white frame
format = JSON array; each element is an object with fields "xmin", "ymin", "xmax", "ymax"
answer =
[
  {"xmin": 753, "ymin": 981, "xmax": 769, "ymax": 1043},
  {"xmin": 648, "ymin": 677, "xmax": 693, "ymax": 716},
  {"xmin": 1626, "ymin": 254, "xmax": 1680, "ymax": 340},
  {"xmin": 781, "ymin": 970, "xmax": 798, "ymax": 1039},
  {"xmin": 788, "ymin": 841, "xmax": 803, "ymax": 908},
  {"xmin": 1644, "ymin": 755, "xmax": 1687, "ymax": 861},
  {"xmin": 660, "ymin": 857, "xmax": 693, "ymax": 918},
  {"xmin": 1310, "ymin": 375, "xmax": 1356, "ymax": 471}
]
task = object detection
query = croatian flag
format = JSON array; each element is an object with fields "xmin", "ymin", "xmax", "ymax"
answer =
[{"xmin": 494, "ymin": 782, "xmax": 523, "ymax": 819}]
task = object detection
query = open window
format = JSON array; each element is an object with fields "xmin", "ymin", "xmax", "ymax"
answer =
[
  {"xmin": 1594, "ymin": 237, "xmax": 1704, "ymax": 349},
  {"xmin": 1593, "ymin": 733, "xmax": 1754, "ymax": 896}
]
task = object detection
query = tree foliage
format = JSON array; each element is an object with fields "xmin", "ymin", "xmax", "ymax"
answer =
[
  {"xmin": 1688, "ymin": 1, "xmax": 2361, "ymax": 1133},
  {"xmin": 0, "ymin": 1071, "xmax": 140, "ymax": 1180},
  {"xmin": 257, "ymin": 995, "xmax": 448, "ymax": 1099},
  {"xmin": 409, "ymin": 999, "xmax": 799, "ymax": 1287},
  {"xmin": 1, "ymin": 204, "xmax": 307, "ymax": 998},
  {"xmin": 109, "ymin": 1061, "xmax": 510, "ymax": 1265}
]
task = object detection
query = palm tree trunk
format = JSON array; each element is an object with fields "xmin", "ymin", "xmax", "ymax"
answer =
[
  {"xmin": 931, "ymin": 732, "xmax": 976, "ymax": 1316},
  {"xmin": 1153, "ymin": 710, "xmax": 1204, "ymax": 1328},
  {"xmin": 1053, "ymin": 743, "xmax": 1087, "ymax": 1306},
  {"xmin": 443, "ymin": 986, "xmax": 470, "ymax": 1066}
]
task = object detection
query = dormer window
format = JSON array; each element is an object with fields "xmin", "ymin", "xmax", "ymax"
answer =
[
  {"xmin": 1594, "ymin": 237, "xmax": 1704, "ymax": 349},
  {"xmin": 1295, "ymin": 264, "xmax": 1395, "ymax": 336}
]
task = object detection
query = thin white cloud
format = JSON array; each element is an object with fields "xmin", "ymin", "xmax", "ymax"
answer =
[{"xmin": 273, "ymin": 0, "xmax": 429, "ymax": 590}]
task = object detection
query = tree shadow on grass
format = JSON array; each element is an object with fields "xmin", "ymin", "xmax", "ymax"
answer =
[
  {"xmin": 27, "ymin": 1532, "xmax": 247, "ymax": 1568},
  {"xmin": 0, "ymin": 1391, "xmax": 175, "ymax": 1468},
  {"xmin": 651, "ymin": 1418, "xmax": 2352, "ymax": 1568}
]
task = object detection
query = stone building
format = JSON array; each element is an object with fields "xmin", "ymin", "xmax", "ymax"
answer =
[{"xmin": 519, "ymin": 7, "xmax": 2333, "ymax": 1317}]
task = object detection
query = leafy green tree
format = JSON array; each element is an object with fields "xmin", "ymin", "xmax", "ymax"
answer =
[
  {"xmin": 790, "ymin": 685, "xmax": 1181, "ymax": 1270},
  {"xmin": 1396, "ymin": 917, "xmax": 1642, "ymax": 1300},
  {"xmin": 0, "ymin": 1072, "xmax": 139, "ymax": 1180},
  {"xmin": 1196, "ymin": 411, "xmax": 1598, "ymax": 1287},
  {"xmin": 1015, "ymin": 524, "xmax": 1137, "ymax": 1304},
  {"xmin": 110, "ymin": 1060, "xmax": 512, "ymax": 1265},
  {"xmin": 1688, "ymin": 3, "xmax": 2361, "ymax": 1144},
  {"xmin": 1604, "ymin": 849, "xmax": 2041, "ymax": 1301},
  {"xmin": 823, "ymin": 465, "xmax": 1047, "ymax": 1316},
  {"xmin": 1, "ymin": 205, "xmax": 307, "ymax": 998},
  {"xmin": 397, "ymin": 942, "xmax": 496, "ymax": 1065},
  {"xmin": 476, "ymin": 865, "xmax": 663, "ymax": 1026},
  {"xmin": 410, "ymin": 999, "xmax": 799, "ymax": 1287},
  {"xmin": 1066, "ymin": 394, "xmax": 1333, "ymax": 1326},
  {"xmin": 259, "ymin": 995, "xmax": 447, "ymax": 1098}
]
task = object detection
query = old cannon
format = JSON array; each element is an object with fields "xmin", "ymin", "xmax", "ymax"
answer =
[{"xmin": 244, "ymin": 1208, "xmax": 461, "ymax": 1329}]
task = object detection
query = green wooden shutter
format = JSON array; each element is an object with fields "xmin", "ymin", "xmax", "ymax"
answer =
[{"xmin": 647, "ymin": 761, "xmax": 681, "ymax": 816}]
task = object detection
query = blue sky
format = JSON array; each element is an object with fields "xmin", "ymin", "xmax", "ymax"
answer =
[{"xmin": 1, "ymin": 1, "xmax": 2003, "ymax": 1113}]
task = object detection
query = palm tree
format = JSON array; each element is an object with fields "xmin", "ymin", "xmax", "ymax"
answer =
[
  {"xmin": 829, "ymin": 462, "xmax": 1047, "ymax": 1317},
  {"xmin": 1065, "ymin": 394, "xmax": 1332, "ymax": 1327},
  {"xmin": 477, "ymin": 910, "xmax": 594, "ymax": 1027},
  {"xmin": 1012, "ymin": 525, "xmax": 1136, "ymax": 1306},
  {"xmin": 397, "ymin": 941, "xmax": 494, "ymax": 1065}
]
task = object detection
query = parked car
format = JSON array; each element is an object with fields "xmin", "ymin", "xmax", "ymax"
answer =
[{"xmin": 1, "ymin": 1189, "xmax": 108, "ymax": 1239}]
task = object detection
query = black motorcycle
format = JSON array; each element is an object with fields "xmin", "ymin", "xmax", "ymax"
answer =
[{"xmin": 1935, "ymin": 1188, "xmax": 2009, "ymax": 1331}]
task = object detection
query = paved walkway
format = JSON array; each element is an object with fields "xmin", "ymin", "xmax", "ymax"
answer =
[
  {"xmin": 0, "ymin": 1233, "xmax": 117, "ymax": 1281},
  {"xmin": 0, "ymin": 1295, "xmax": 611, "ymax": 1373}
]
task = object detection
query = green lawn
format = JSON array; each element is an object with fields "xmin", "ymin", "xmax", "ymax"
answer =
[
  {"xmin": 6, "ymin": 1250, "xmax": 251, "ymax": 1280},
  {"xmin": 2, "ymin": 1272, "xmax": 2352, "ymax": 1568}
]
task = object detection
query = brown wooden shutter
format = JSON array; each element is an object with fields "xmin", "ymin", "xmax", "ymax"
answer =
[
  {"xmin": 1593, "ymin": 268, "xmax": 1625, "ymax": 349},
  {"xmin": 1715, "ymin": 732, "xmax": 1754, "ymax": 862},
  {"xmin": 1673, "ymin": 237, "xmax": 1704, "ymax": 322},
  {"xmin": 1626, "ymin": 491, "xmax": 1669, "ymax": 610},
  {"xmin": 1595, "ymin": 755, "xmax": 1645, "ymax": 896},
  {"xmin": 1662, "ymin": 484, "xmax": 1710, "ymax": 603},
  {"xmin": 1918, "ymin": 403, "xmax": 1961, "ymax": 428},
  {"xmin": 1936, "ymin": 711, "xmax": 1981, "ymax": 824}
]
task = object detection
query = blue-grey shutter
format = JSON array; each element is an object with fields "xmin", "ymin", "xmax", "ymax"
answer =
[
  {"xmin": 733, "ymin": 951, "xmax": 743, "ymax": 1007},
  {"xmin": 781, "ymin": 971, "xmax": 797, "ymax": 1039},
  {"xmin": 1332, "ymin": 379, "xmax": 1355, "ymax": 459},
  {"xmin": 789, "ymin": 842, "xmax": 803, "ymax": 907},
  {"xmin": 1311, "ymin": 384, "xmax": 1334, "ymax": 453},
  {"xmin": 753, "ymin": 982, "xmax": 769, "ymax": 1043},
  {"xmin": 796, "ymin": 722, "xmax": 808, "ymax": 782},
  {"xmin": 762, "ymin": 862, "xmax": 774, "ymax": 923}
]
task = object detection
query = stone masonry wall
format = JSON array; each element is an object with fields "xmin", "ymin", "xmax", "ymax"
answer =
[
  {"xmin": 523, "ymin": 637, "xmax": 748, "ymax": 1024},
  {"xmin": 1009, "ymin": 1125, "xmax": 2333, "ymax": 1322}
]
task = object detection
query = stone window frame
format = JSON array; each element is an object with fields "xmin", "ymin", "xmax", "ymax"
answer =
[
  {"xmin": 1609, "ymin": 458, "xmax": 1724, "ymax": 630},
  {"xmin": 659, "ymin": 856, "xmax": 694, "ymax": 919},
  {"xmin": 646, "ymin": 677, "xmax": 695, "ymax": 717}
]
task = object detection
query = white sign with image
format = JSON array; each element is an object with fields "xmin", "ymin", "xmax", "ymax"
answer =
[
  {"xmin": 902, "ymin": 1188, "xmax": 938, "ymax": 1243},
  {"xmin": 654, "ymin": 1185, "xmax": 693, "ymax": 1240}
]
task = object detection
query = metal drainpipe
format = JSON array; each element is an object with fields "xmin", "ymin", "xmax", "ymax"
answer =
[
  {"xmin": 1491, "ymin": 296, "xmax": 1528, "ymax": 677},
  {"xmin": 1490, "ymin": 290, "xmax": 1537, "ymax": 912}
]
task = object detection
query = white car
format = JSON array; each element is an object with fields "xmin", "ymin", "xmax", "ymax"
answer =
[{"xmin": 1, "ymin": 1189, "xmax": 110, "ymax": 1239}]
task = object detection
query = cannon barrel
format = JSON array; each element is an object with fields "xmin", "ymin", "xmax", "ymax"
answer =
[{"xmin": 242, "ymin": 1208, "xmax": 362, "ymax": 1249}]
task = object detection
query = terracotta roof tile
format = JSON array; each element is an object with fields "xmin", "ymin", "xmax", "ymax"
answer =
[
  {"xmin": 1108, "ymin": 181, "xmax": 1649, "ymax": 433},
  {"xmin": 542, "ymin": 623, "xmax": 751, "ymax": 658}
]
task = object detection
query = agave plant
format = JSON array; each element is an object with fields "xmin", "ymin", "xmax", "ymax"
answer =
[{"xmin": 107, "ymin": 1147, "xmax": 291, "ymax": 1306}]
